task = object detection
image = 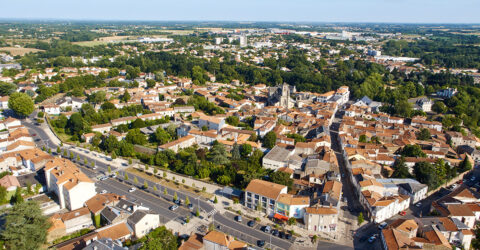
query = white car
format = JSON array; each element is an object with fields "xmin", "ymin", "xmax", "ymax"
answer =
[
  {"xmin": 128, "ymin": 187, "xmax": 136, "ymax": 192},
  {"xmin": 101, "ymin": 190, "xmax": 107, "ymax": 194},
  {"xmin": 415, "ymin": 202, "xmax": 422, "ymax": 207},
  {"xmin": 170, "ymin": 205, "xmax": 179, "ymax": 211}
]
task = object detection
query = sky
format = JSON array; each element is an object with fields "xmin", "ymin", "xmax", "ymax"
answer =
[{"xmin": 1, "ymin": 0, "xmax": 479, "ymax": 23}]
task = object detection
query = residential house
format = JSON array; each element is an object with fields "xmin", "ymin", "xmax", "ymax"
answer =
[
  {"xmin": 203, "ymin": 231, "xmax": 247, "ymax": 250},
  {"xmin": 303, "ymin": 206, "xmax": 339, "ymax": 232},
  {"xmin": 275, "ymin": 194, "xmax": 310, "ymax": 219},
  {"xmin": 127, "ymin": 210, "xmax": 160, "ymax": 239},
  {"xmin": 158, "ymin": 135, "xmax": 196, "ymax": 153}
]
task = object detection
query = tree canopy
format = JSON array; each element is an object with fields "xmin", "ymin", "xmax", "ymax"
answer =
[
  {"xmin": 8, "ymin": 92, "xmax": 34, "ymax": 117},
  {"xmin": 1, "ymin": 201, "xmax": 50, "ymax": 250}
]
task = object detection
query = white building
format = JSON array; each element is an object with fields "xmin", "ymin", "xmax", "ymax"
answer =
[
  {"xmin": 44, "ymin": 158, "xmax": 97, "ymax": 210},
  {"xmin": 127, "ymin": 210, "xmax": 160, "ymax": 239}
]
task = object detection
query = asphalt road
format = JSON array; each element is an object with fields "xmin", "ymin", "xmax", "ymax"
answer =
[{"xmin": 22, "ymin": 113, "xmax": 352, "ymax": 249}]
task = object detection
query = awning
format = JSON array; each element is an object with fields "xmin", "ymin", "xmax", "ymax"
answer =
[{"xmin": 274, "ymin": 213, "xmax": 289, "ymax": 221}]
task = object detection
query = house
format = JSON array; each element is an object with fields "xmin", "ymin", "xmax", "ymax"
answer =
[
  {"xmin": 44, "ymin": 158, "xmax": 97, "ymax": 210},
  {"xmin": 178, "ymin": 233, "xmax": 204, "ymax": 250},
  {"xmin": 198, "ymin": 115, "xmax": 225, "ymax": 131},
  {"xmin": 203, "ymin": 231, "xmax": 247, "ymax": 250},
  {"xmin": 275, "ymin": 194, "xmax": 310, "ymax": 219},
  {"xmin": 0, "ymin": 96, "xmax": 9, "ymax": 109},
  {"xmin": 0, "ymin": 174, "xmax": 20, "ymax": 191},
  {"xmin": 414, "ymin": 98, "xmax": 433, "ymax": 112},
  {"xmin": 85, "ymin": 193, "xmax": 123, "ymax": 216},
  {"xmin": 81, "ymin": 133, "xmax": 95, "ymax": 143},
  {"xmin": 83, "ymin": 238, "xmax": 124, "ymax": 250},
  {"xmin": 127, "ymin": 210, "xmax": 160, "ymax": 239},
  {"xmin": 397, "ymin": 180, "xmax": 428, "ymax": 204},
  {"xmin": 174, "ymin": 106, "xmax": 195, "ymax": 114},
  {"xmin": 91, "ymin": 123, "xmax": 112, "ymax": 134},
  {"xmin": 303, "ymin": 206, "xmax": 339, "ymax": 232},
  {"xmin": 94, "ymin": 222, "xmax": 133, "ymax": 242},
  {"xmin": 43, "ymin": 104, "xmax": 61, "ymax": 115},
  {"xmin": 158, "ymin": 135, "xmax": 196, "ymax": 153},
  {"xmin": 56, "ymin": 96, "xmax": 85, "ymax": 111},
  {"xmin": 49, "ymin": 207, "xmax": 93, "ymax": 236},
  {"xmin": 244, "ymin": 179, "xmax": 288, "ymax": 217}
]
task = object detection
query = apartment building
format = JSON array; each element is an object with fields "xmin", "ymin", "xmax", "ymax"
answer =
[
  {"xmin": 44, "ymin": 158, "xmax": 97, "ymax": 210},
  {"xmin": 244, "ymin": 179, "xmax": 288, "ymax": 217}
]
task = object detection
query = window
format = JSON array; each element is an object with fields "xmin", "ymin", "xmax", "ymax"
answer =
[
  {"xmin": 254, "ymin": 194, "xmax": 259, "ymax": 200},
  {"xmin": 262, "ymin": 197, "xmax": 267, "ymax": 202}
]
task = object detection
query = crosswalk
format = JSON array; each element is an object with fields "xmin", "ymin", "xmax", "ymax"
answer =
[{"xmin": 207, "ymin": 208, "xmax": 217, "ymax": 217}]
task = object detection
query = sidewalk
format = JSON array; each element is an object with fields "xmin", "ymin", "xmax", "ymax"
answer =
[{"xmin": 134, "ymin": 164, "xmax": 222, "ymax": 195}]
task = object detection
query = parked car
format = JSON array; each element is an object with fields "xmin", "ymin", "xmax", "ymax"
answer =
[
  {"xmin": 279, "ymin": 231, "xmax": 285, "ymax": 238},
  {"xmin": 471, "ymin": 176, "xmax": 476, "ymax": 182},
  {"xmin": 378, "ymin": 222, "xmax": 388, "ymax": 230},
  {"xmin": 247, "ymin": 220, "xmax": 255, "ymax": 227},
  {"xmin": 101, "ymin": 190, "xmax": 107, "ymax": 194},
  {"xmin": 415, "ymin": 202, "xmax": 422, "ymax": 207},
  {"xmin": 257, "ymin": 240, "xmax": 265, "ymax": 247},
  {"xmin": 285, "ymin": 233, "xmax": 292, "ymax": 240},
  {"xmin": 264, "ymin": 225, "xmax": 271, "ymax": 233},
  {"xmin": 188, "ymin": 204, "xmax": 194, "ymax": 210},
  {"xmin": 128, "ymin": 187, "xmax": 136, "ymax": 192},
  {"xmin": 235, "ymin": 216, "xmax": 242, "ymax": 222},
  {"xmin": 272, "ymin": 229, "xmax": 279, "ymax": 237},
  {"xmin": 99, "ymin": 176, "xmax": 108, "ymax": 181},
  {"xmin": 399, "ymin": 211, "xmax": 406, "ymax": 216},
  {"xmin": 169, "ymin": 205, "xmax": 179, "ymax": 211},
  {"xmin": 368, "ymin": 235, "xmax": 376, "ymax": 243},
  {"xmin": 174, "ymin": 199, "xmax": 181, "ymax": 205}
]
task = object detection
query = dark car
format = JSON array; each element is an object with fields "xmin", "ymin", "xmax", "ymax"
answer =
[
  {"xmin": 278, "ymin": 231, "xmax": 285, "ymax": 238},
  {"xmin": 257, "ymin": 240, "xmax": 265, "ymax": 247},
  {"xmin": 188, "ymin": 204, "xmax": 194, "ymax": 210},
  {"xmin": 174, "ymin": 199, "xmax": 181, "ymax": 205},
  {"xmin": 247, "ymin": 220, "xmax": 255, "ymax": 227},
  {"xmin": 272, "ymin": 229, "xmax": 279, "ymax": 236},
  {"xmin": 285, "ymin": 234, "xmax": 292, "ymax": 240}
]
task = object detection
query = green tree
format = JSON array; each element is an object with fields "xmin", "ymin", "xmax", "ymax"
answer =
[
  {"xmin": 137, "ymin": 226, "xmax": 177, "ymax": 249},
  {"xmin": 134, "ymin": 176, "xmax": 138, "ymax": 184},
  {"xmin": 416, "ymin": 128, "xmax": 431, "ymax": 141},
  {"xmin": 231, "ymin": 143, "xmax": 241, "ymax": 160},
  {"xmin": 111, "ymin": 151, "xmax": 117, "ymax": 159},
  {"xmin": 287, "ymin": 217, "xmax": 296, "ymax": 226},
  {"xmin": 391, "ymin": 157, "xmax": 412, "ymax": 178},
  {"xmin": 357, "ymin": 213, "xmax": 364, "ymax": 225},
  {"xmin": 413, "ymin": 161, "xmax": 438, "ymax": 189},
  {"xmin": 121, "ymin": 90, "xmax": 131, "ymax": 103},
  {"xmin": 164, "ymin": 188, "xmax": 168, "ymax": 195},
  {"xmin": 56, "ymin": 146, "xmax": 61, "ymax": 154},
  {"xmin": 399, "ymin": 144, "xmax": 426, "ymax": 157},
  {"xmin": 47, "ymin": 148, "xmax": 52, "ymax": 154},
  {"xmin": 1, "ymin": 201, "xmax": 50, "ymax": 250},
  {"xmin": 209, "ymin": 143, "xmax": 229, "ymax": 165},
  {"xmin": 0, "ymin": 82, "xmax": 17, "ymax": 96},
  {"xmin": 107, "ymin": 165, "xmax": 111, "ymax": 173},
  {"xmin": 432, "ymin": 101, "xmax": 447, "ymax": 114},
  {"xmin": 126, "ymin": 129, "xmax": 147, "ymax": 145},
  {"xmin": 143, "ymin": 180, "xmax": 148, "ymax": 189},
  {"xmin": 152, "ymin": 127, "xmax": 172, "ymax": 145},
  {"xmin": 10, "ymin": 187, "xmax": 23, "ymax": 205},
  {"xmin": 124, "ymin": 173, "xmax": 129, "ymax": 181},
  {"xmin": 459, "ymin": 156, "xmax": 472, "ymax": 173},
  {"xmin": 173, "ymin": 192, "xmax": 178, "ymax": 201},
  {"xmin": 213, "ymin": 196, "xmax": 218, "ymax": 204},
  {"xmin": 8, "ymin": 92, "xmax": 34, "ymax": 117},
  {"xmin": 153, "ymin": 185, "xmax": 158, "ymax": 191},
  {"xmin": 240, "ymin": 143, "xmax": 252, "ymax": 157},
  {"xmin": 270, "ymin": 171, "xmax": 293, "ymax": 190},
  {"xmin": 196, "ymin": 208, "xmax": 200, "ymax": 217},
  {"xmin": 359, "ymin": 134, "xmax": 367, "ymax": 143},
  {"xmin": 0, "ymin": 185, "xmax": 7, "ymax": 204},
  {"xmin": 185, "ymin": 196, "xmax": 190, "ymax": 206},
  {"xmin": 263, "ymin": 131, "xmax": 277, "ymax": 149}
]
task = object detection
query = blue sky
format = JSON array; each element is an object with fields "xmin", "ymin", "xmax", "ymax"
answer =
[{"xmin": 1, "ymin": 0, "xmax": 479, "ymax": 23}]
